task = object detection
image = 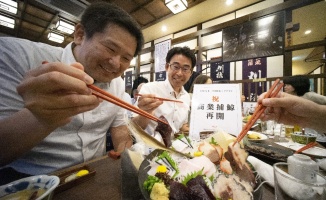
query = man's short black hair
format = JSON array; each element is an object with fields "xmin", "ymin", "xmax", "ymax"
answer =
[
  {"xmin": 81, "ymin": 2, "xmax": 144, "ymax": 56},
  {"xmin": 166, "ymin": 46, "xmax": 196, "ymax": 68}
]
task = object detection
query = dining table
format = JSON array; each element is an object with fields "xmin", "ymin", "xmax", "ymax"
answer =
[
  {"xmin": 51, "ymin": 149, "xmax": 277, "ymax": 200},
  {"xmin": 52, "ymin": 155, "xmax": 122, "ymax": 200},
  {"xmin": 51, "ymin": 135, "xmax": 326, "ymax": 200}
]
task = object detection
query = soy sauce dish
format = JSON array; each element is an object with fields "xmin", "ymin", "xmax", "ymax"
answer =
[{"xmin": 0, "ymin": 175, "xmax": 59, "ymax": 200}]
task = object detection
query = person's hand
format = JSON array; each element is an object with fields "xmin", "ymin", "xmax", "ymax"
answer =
[
  {"xmin": 180, "ymin": 123, "xmax": 189, "ymax": 132},
  {"xmin": 16, "ymin": 62, "xmax": 100, "ymax": 128},
  {"xmin": 136, "ymin": 94, "xmax": 163, "ymax": 114},
  {"xmin": 258, "ymin": 92, "xmax": 320, "ymax": 128},
  {"xmin": 241, "ymin": 95, "xmax": 245, "ymax": 102}
]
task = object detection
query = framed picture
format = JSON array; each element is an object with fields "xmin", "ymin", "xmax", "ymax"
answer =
[{"xmin": 222, "ymin": 12, "xmax": 285, "ymax": 62}]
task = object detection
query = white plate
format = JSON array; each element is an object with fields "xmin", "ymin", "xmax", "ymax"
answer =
[
  {"xmin": 247, "ymin": 131, "xmax": 268, "ymax": 141},
  {"xmin": 276, "ymin": 142, "xmax": 326, "ymax": 158},
  {"xmin": 301, "ymin": 147, "xmax": 326, "ymax": 158}
]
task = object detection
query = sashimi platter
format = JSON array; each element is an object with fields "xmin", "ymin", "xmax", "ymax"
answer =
[{"xmin": 126, "ymin": 118, "xmax": 263, "ymax": 200}]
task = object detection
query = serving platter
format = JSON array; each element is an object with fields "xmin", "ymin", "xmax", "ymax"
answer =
[
  {"xmin": 138, "ymin": 149, "xmax": 163, "ymax": 200},
  {"xmin": 138, "ymin": 149, "xmax": 263, "ymax": 200},
  {"xmin": 52, "ymin": 165, "xmax": 96, "ymax": 194},
  {"xmin": 244, "ymin": 142, "xmax": 294, "ymax": 165}
]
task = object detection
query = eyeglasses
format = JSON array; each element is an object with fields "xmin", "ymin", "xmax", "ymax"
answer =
[{"xmin": 168, "ymin": 63, "xmax": 192, "ymax": 74}]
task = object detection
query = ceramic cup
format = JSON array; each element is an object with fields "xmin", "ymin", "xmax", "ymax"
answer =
[
  {"xmin": 287, "ymin": 154, "xmax": 319, "ymax": 183},
  {"xmin": 274, "ymin": 162, "xmax": 326, "ymax": 200}
]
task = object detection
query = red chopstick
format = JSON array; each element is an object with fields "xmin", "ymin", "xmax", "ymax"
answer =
[
  {"xmin": 88, "ymin": 85, "xmax": 168, "ymax": 125},
  {"xmin": 135, "ymin": 94, "xmax": 183, "ymax": 103},
  {"xmin": 234, "ymin": 79, "xmax": 283, "ymax": 146},
  {"xmin": 294, "ymin": 142, "xmax": 318, "ymax": 154}
]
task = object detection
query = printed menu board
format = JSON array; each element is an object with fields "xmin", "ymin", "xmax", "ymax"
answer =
[
  {"xmin": 189, "ymin": 84, "xmax": 242, "ymax": 140},
  {"xmin": 154, "ymin": 40, "xmax": 171, "ymax": 73}
]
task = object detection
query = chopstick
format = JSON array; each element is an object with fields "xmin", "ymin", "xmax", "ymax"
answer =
[
  {"xmin": 88, "ymin": 85, "xmax": 168, "ymax": 125},
  {"xmin": 41, "ymin": 61, "xmax": 168, "ymax": 125},
  {"xmin": 294, "ymin": 142, "xmax": 318, "ymax": 154},
  {"xmin": 234, "ymin": 79, "xmax": 284, "ymax": 146},
  {"xmin": 135, "ymin": 94, "xmax": 183, "ymax": 103}
]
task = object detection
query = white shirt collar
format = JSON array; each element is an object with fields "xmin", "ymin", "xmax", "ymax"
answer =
[
  {"xmin": 163, "ymin": 78, "xmax": 187, "ymax": 97},
  {"xmin": 61, "ymin": 42, "xmax": 77, "ymax": 64}
]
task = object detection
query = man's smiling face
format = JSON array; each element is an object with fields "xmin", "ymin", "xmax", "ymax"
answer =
[{"xmin": 73, "ymin": 24, "xmax": 137, "ymax": 83}]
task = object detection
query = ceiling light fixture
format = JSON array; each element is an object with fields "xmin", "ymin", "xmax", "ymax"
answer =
[
  {"xmin": 56, "ymin": 19, "xmax": 75, "ymax": 34},
  {"xmin": 0, "ymin": 14, "xmax": 14, "ymax": 28},
  {"xmin": 165, "ymin": 0, "xmax": 188, "ymax": 14},
  {"xmin": 226, "ymin": 0, "xmax": 233, "ymax": 6},
  {"xmin": 0, "ymin": 0, "xmax": 17, "ymax": 14},
  {"xmin": 304, "ymin": 30, "xmax": 311, "ymax": 35},
  {"xmin": 48, "ymin": 31, "xmax": 64, "ymax": 43}
]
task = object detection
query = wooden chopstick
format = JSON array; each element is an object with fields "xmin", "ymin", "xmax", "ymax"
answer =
[
  {"xmin": 135, "ymin": 94, "xmax": 183, "ymax": 103},
  {"xmin": 234, "ymin": 79, "xmax": 283, "ymax": 145},
  {"xmin": 88, "ymin": 85, "xmax": 168, "ymax": 125},
  {"xmin": 294, "ymin": 142, "xmax": 318, "ymax": 154}
]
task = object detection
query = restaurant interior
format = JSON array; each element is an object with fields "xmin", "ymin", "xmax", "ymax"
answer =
[{"xmin": 0, "ymin": 0, "xmax": 326, "ymax": 200}]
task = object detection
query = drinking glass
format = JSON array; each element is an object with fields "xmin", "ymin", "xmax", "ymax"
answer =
[
  {"xmin": 279, "ymin": 124, "xmax": 287, "ymax": 142},
  {"xmin": 285, "ymin": 125, "xmax": 294, "ymax": 138},
  {"xmin": 274, "ymin": 162, "xmax": 326, "ymax": 200},
  {"xmin": 265, "ymin": 120, "xmax": 275, "ymax": 137}
]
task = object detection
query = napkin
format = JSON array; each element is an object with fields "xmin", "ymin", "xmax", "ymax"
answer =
[{"xmin": 247, "ymin": 156, "xmax": 275, "ymax": 187}]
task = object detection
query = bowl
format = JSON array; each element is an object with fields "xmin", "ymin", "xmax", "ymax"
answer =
[
  {"xmin": 0, "ymin": 175, "xmax": 59, "ymax": 200},
  {"xmin": 291, "ymin": 132, "xmax": 317, "ymax": 144}
]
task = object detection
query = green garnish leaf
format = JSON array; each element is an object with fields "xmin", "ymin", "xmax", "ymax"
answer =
[
  {"xmin": 181, "ymin": 168, "xmax": 204, "ymax": 185},
  {"xmin": 209, "ymin": 137, "xmax": 218, "ymax": 145},
  {"xmin": 156, "ymin": 151, "xmax": 179, "ymax": 178}
]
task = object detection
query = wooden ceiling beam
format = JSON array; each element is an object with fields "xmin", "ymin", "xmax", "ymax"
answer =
[
  {"xmin": 37, "ymin": 12, "xmax": 58, "ymax": 41},
  {"xmin": 15, "ymin": 0, "xmax": 28, "ymax": 37}
]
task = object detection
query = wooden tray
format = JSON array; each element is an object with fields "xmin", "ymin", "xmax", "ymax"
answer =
[{"xmin": 52, "ymin": 165, "xmax": 96, "ymax": 194}]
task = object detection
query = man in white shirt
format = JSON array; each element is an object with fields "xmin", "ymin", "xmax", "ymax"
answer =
[
  {"xmin": 0, "ymin": 2, "xmax": 144, "ymax": 181},
  {"xmin": 132, "ymin": 46, "xmax": 196, "ymax": 144}
]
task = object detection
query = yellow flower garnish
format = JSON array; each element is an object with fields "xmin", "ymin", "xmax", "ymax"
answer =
[
  {"xmin": 76, "ymin": 169, "xmax": 89, "ymax": 177},
  {"xmin": 194, "ymin": 151, "xmax": 203, "ymax": 157},
  {"xmin": 156, "ymin": 165, "xmax": 167, "ymax": 173}
]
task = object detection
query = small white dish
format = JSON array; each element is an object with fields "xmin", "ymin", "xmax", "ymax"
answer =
[
  {"xmin": 0, "ymin": 175, "xmax": 59, "ymax": 200},
  {"xmin": 247, "ymin": 131, "xmax": 268, "ymax": 141}
]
